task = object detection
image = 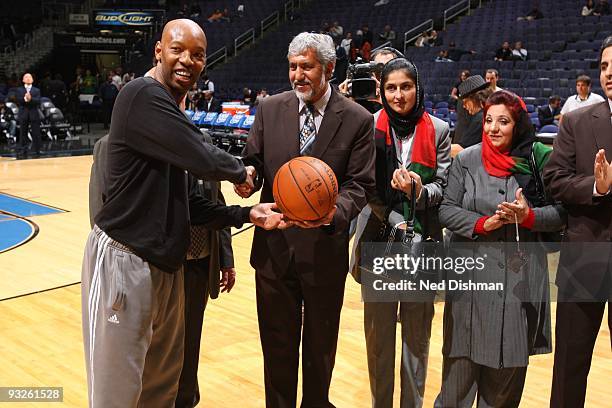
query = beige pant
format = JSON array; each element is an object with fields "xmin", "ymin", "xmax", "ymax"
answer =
[{"xmin": 81, "ymin": 226, "xmax": 185, "ymax": 408}]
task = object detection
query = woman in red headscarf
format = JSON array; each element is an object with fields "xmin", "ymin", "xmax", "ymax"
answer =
[{"xmin": 435, "ymin": 90, "xmax": 566, "ymax": 407}]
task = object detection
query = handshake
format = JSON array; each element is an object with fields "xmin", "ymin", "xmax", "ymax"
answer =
[{"xmin": 233, "ymin": 166, "xmax": 336, "ymax": 231}]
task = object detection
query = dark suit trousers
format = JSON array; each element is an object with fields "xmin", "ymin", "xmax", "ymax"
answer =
[
  {"xmin": 550, "ymin": 301, "xmax": 611, "ymax": 408},
  {"xmin": 19, "ymin": 115, "xmax": 41, "ymax": 154},
  {"xmin": 256, "ymin": 264, "xmax": 346, "ymax": 408},
  {"xmin": 176, "ymin": 257, "xmax": 211, "ymax": 408}
]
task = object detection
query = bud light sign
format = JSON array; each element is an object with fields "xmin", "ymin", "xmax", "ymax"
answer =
[{"xmin": 94, "ymin": 11, "xmax": 155, "ymax": 26}]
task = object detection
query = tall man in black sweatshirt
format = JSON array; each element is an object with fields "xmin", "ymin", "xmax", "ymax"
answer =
[{"xmin": 81, "ymin": 19, "xmax": 287, "ymax": 407}]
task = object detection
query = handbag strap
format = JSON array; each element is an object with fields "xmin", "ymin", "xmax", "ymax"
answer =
[{"xmin": 529, "ymin": 142, "xmax": 546, "ymax": 203}]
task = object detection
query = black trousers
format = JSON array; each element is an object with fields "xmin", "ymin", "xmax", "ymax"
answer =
[
  {"xmin": 255, "ymin": 267, "xmax": 346, "ymax": 408},
  {"xmin": 175, "ymin": 257, "xmax": 211, "ymax": 408},
  {"xmin": 550, "ymin": 301, "xmax": 611, "ymax": 407},
  {"xmin": 18, "ymin": 116, "xmax": 41, "ymax": 155}
]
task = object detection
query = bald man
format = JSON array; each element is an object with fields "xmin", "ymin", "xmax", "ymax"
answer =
[
  {"xmin": 15, "ymin": 73, "xmax": 42, "ymax": 159},
  {"xmin": 82, "ymin": 19, "xmax": 286, "ymax": 407}
]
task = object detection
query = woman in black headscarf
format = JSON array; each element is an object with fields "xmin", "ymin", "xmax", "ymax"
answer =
[{"xmin": 350, "ymin": 58, "xmax": 451, "ymax": 408}]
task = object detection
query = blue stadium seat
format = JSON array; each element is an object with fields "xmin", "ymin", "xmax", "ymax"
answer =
[
  {"xmin": 240, "ymin": 115, "xmax": 255, "ymax": 130},
  {"xmin": 201, "ymin": 112, "xmax": 219, "ymax": 127},
  {"xmin": 539, "ymin": 124, "xmax": 559, "ymax": 134},
  {"xmin": 213, "ymin": 112, "xmax": 233, "ymax": 128},
  {"xmin": 228, "ymin": 113, "xmax": 246, "ymax": 129},
  {"xmin": 435, "ymin": 107, "xmax": 449, "ymax": 117},
  {"xmin": 191, "ymin": 110, "xmax": 206, "ymax": 125},
  {"xmin": 530, "ymin": 117, "xmax": 541, "ymax": 129},
  {"xmin": 434, "ymin": 101, "xmax": 449, "ymax": 109}
]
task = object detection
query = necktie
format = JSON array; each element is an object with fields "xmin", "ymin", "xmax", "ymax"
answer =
[
  {"xmin": 299, "ymin": 104, "xmax": 316, "ymax": 155},
  {"xmin": 186, "ymin": 224, "xmax": 209, "ymax": 260}
]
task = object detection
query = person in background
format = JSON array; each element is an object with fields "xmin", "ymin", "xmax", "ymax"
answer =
[
  {"xmin": 14, "ymin": 73, "xmax": 42, "ymax": 159},
  {"xmin": 99, "ymin": 72, "xmax": 119, "ymax": 129},
  {"xmin": 495, "ymin": 41, "xmax": 513, "ymax": 61},
  {"xmin": 485, "ymin": 68, "xmax": 503, "ymax": 92},
  {"xmin": 512, "ymin": 41, "xmax": 528, "ymax": 61},
  {"xmin": 581, "ymin": 0, "xmax": 595, "ymax": 15},
  {"xmin": 560, "ymin": 74, "xmax": 605, "ymax": 120},
  {"xmin": 537, "ymin": 95, "xmax": 562, "ymax": 127},
  {"xmin": 451, "ymin": 75, "xmax": 493, "ymax": 157},
  {"xmin": 450, "ymin": 69, "xmax": 471, "ymax": 104}
]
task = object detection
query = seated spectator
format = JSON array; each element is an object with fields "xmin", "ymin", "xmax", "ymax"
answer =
[
  {"xmin": 329, "ymin": 21, "xmax": 343, "ymax": 39},
  {"xmin": 197, "ymin": 91, "xmax": 222, "ymax": 113},
  {"xmin": 237, "ymin": 4, "xmax": 244, "ymax": 18},
  {"xmin": 81, "ymin": 69, "xmax": 98, "ymax": 94},
  {"xmin": 560, "ymin": 74, "xmax": 605, "ymax": 119},
  {"xmin": 435, "ymin": 50, "xmax": 453, "ymax": 62},
  {"xmin": 255, "ymin": 89, "xmax": 269, "ymax": 106},
  {"xmin": 377, "ymin": 24, "xmax": 396, "ymax": 44},
  {"xmin": 512, "ymin": 41, "xmax": 528, "ymax": 61},
  {"xmin": 485, "ymin": 68, "xmax": 503, "ymax": 92},
  {"xmin": 374, "ymin": 0, "xmax": 390, "ymax": 6},
  {"xmin": 220, "ymin": 8, "xmax": 231, "ymax": 22},
  {"xmin": 517, "ymin": 4, "xmax": 544, "ymax": 21},
  {"xmin": 593, "ymin": 0, "xmax": 610, "ymax": 15},
  {"xmin": 341, "ymin": 32, "xmax": 352, "ymax": 58},
  {"xmin": 582, "ymin": 0, "xmax": 595, "ymax": 15},
  {"xmin": 414, "ymin": 31, "xmax": 430, "ymax": 47},
  {"xmin": 538, "ymin": 95, "xmax": 562, "ymax": 127},
  {"xmin": 495, "ymin": 41, "xmax": 513, "ymax": 61},
  {"xmin": 189, "ymin": 2, "xmax": 201, "ymax": 18},
  {"xmin": 428, "ymin": 30, "xmax": 442, "ymax": 46},
  {"xmin": 447, "ymin": 41, "xmax": 476, "ymax": 61},
  {"xmin": 361, "ymin": 25, "xmax": 373, "ymax": 46},
  {"xmin": 207, "ymin": 9, "xmax": 224, "ymax": 23},
  {"xmin": 242, "ymin": 87, "xmax": 256, "ymax": 106}
]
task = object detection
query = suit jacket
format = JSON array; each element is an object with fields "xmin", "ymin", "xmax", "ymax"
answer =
[
  {"xmin": 245, "ymin": 89, "xmax": 376, "ymax": 286},
  {"xmin": 198, "ymin": 97, "xmax": 222, "ymax": 113},
  {"xmin": 89, "ymin": 133, "xmax": 233, "ymax": 299},
  {"xmin": 543, "ymin": 101, "xmax": 612, "ymax": 300},
  {"xmin": 537, "ymin": 105, "xmax": 558, "ymax": 127},
  {"xmin": 14, "ymin": 86, "xmax": 42, "ymax": 121}
]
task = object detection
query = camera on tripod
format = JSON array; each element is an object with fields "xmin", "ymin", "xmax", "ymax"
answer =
[{"xmin": 346, "ymin": 58, "xmax": 384, "ymax": 100}]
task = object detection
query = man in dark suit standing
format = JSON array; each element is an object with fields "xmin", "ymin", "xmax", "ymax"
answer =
[
  {"xmin": 537, "ymin": 95, "xmax": 561, "ymax": 127},
  {"xmin": 15, "ymin": 72, "xmax": 42, "ymax": 159},
  {"xmin": 544, "ymin": 36, "xmax": 612, "ymax": 408},
  {"xmin": 236, "ymin": 32, "xmax": 375, "ymax": 407}
]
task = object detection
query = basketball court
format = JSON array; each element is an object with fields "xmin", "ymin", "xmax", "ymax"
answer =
[{"xmin": 0, "ymin": 155, "xmax": 609, "ymax": 407}]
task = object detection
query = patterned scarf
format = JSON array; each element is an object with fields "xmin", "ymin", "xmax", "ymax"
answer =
[
  {"xmin": 375, "ymin": 108, "xmax": 437, "ymax": 231},
  {"xmin": 481, "ymin": 100, "xmax": 552, "ymax": 206}
]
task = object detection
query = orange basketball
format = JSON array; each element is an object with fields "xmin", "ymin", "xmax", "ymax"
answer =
[{"xmin": 272, "ymin": 156, "xmax": 338, "ymax": 221}]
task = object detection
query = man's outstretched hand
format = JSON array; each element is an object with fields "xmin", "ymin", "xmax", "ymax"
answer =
[{"xmin": 250, "ymin": 203, "xmax": 294, "ymax": 230}]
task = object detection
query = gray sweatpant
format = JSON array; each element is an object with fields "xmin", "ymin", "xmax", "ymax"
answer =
[{"xmin": 81, "ymin": 226, "xmax": 185, "ymax": 408}]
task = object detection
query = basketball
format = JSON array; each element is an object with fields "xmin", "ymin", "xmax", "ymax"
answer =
[{"xmin": 272, "ymin": 156, "xmax": 338, "ymax": 221}]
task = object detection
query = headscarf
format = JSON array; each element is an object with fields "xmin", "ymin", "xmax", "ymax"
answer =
[
  {"xmin": 379, "ymin": 58, "xmax": 425, "ymax": 138},
  {"xmin": 481, "ymin": 90, "xmax": 552, "ymax": 206}
]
